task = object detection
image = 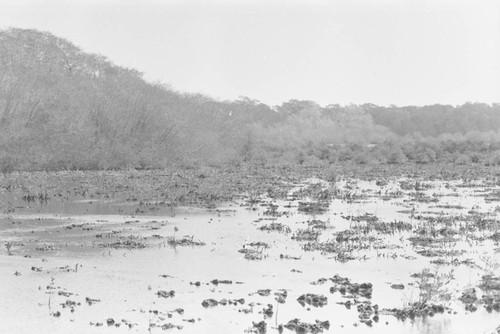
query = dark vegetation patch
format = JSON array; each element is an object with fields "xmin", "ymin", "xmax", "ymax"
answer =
[
  {"xmin": 99, "ymin": 236, "xmax": 147, "ymax": 250},
  {"xmin": 167, "ymin": 236, "xmax": 205, "ymax": 247},
  {"xmin": 329, "ymin": 275, "xmax": 373, "ymax": 299},
  {"xmin": 258, "ymin": 222, "xmax": 291, "ymax": 234},
  {"xmin": 384, "ymin": 303, "xmax": 446, "ymax": 320},
  {"xmin": 238, "ymin": 242, "xmax": 270, "ymax": 260},
  {"xmin": 297, "ymin": 201, "xmax": 329, "ymax": 214},
  {"xmin": 283, "ymin": 319, "xmax": 330, "ymax": 334},
  {"xmin": 297, "ymin": 294, "xmax": 328, "ymax": 307},
  {"xmin": 292, "ymin": 228, "xmax": 321, "ymax": 242}
]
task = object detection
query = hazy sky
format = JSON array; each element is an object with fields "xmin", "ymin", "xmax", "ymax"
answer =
[{"xmin": 1, "ymin": 0, "xmax": 499, "ymax": 106}]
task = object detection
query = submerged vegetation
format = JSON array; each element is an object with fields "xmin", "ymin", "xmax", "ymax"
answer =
[{"xmin": 2, "ymin": 166, "xmax": 500, "ymax": 333}]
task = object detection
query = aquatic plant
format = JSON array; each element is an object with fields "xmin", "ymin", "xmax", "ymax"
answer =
[
  {"xmin": 386, "ymin": 268, "xmax": 454, "ymax": 320},
  {"xmin": 166, "ymin": 235, "xmax": 205, "ymax": 247}
]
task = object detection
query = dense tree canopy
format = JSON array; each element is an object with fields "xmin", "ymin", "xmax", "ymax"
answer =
[{"xmin": 1, "ymin": 28, "xmax": 499, "ymax": 171}]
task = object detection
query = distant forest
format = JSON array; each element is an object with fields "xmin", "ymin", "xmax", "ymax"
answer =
[{"xmin": 1, "ymin": 28, "xmax": 500, "ymax": 171}]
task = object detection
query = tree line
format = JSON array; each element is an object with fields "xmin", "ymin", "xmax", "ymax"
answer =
[{"xmin": 1, "ymin": 28, "xmax": 499, "ymax": 171}]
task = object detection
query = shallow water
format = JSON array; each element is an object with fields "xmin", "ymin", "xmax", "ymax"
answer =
[{"xmin": 1, "ymin": 178, "xmax": 500, "ymax": 334}]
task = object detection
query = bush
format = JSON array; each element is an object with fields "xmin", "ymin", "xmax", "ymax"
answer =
[{"xmin": 454, "ymin": 154, "xmax": 470, "ymax": 165}]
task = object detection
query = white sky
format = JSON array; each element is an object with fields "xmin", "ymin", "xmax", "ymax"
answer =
[{"xmin": 1, "ymin": 0, "xmax": 499, "ymax": 106}]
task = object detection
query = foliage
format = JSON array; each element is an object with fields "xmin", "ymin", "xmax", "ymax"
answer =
[{"xmin": 1, "ymin": 28, "xmax": 500, "ymax": 171}]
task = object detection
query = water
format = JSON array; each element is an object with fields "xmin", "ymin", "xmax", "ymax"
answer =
[{"xmin": 1, "ymin": 178, "xmax": 499, "ymax": 334}]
